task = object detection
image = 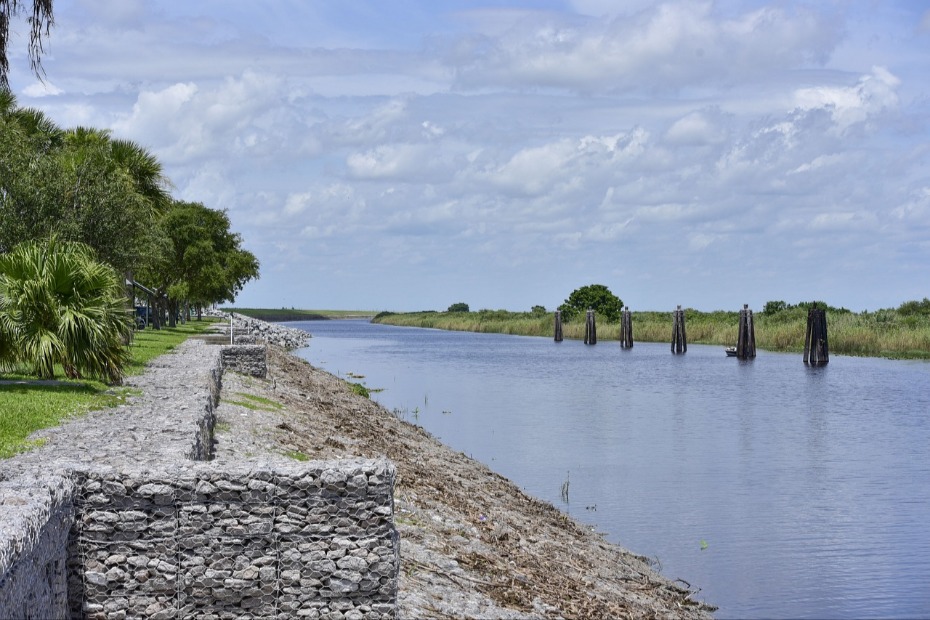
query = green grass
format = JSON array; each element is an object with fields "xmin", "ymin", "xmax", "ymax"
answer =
[
  {"xmin": 0, "ymin": 318, "xmax": 218, "ymax": 458},
  {"xmin": 223, "ymin": 392, "xmax": 284, "ymax": 411},
  {"xmin": 348, "ymin": 382, "xmax": 370, "ymax": 398},
  {"xmin": 0, "ymin": 384, "xmax": 138, "ymax": 458}
]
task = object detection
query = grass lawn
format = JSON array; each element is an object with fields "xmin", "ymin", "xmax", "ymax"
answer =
[{"xmin": 0, "ymin": 318, "xmax": 218, "ymax": 459}]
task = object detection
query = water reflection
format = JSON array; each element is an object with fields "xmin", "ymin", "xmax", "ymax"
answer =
[{"xmin": 295, "ymin": 320, "xmax": 930, "ymax": 619}]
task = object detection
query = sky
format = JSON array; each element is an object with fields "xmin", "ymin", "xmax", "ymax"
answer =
[{"xmin": 6, "ymin": 0, "xmax": 930, "ymax": 312}]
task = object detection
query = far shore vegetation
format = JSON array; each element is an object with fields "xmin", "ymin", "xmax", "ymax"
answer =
[
  {"xmin": 372, "ymin": 298, "xmax": 930, "ymax": 361},
  {"xmin": 225, "ymin": 308, "xmax": 377, "ymax": 321}
]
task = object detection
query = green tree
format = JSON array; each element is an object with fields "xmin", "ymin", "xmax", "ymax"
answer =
[
  {"xmin": 0, "ymin": 101, "xmax": 171, "ymax": 273},
  {"xmin": 138, "ymin": 201, "xmax": 259, "ymax": 322},
  {"xmin": 897, "ymin": 298, "xmax": 930, "ymax": 316},
  {"xmin": 447, "ymin": 302, "xmax": 469, "ymax": 312},
  {"xmin": 0, "ymin": 0, "xmax": 54, "ymax": 89},
  {"xmin": 0, "ymin": 91, "xmax": 65, "ymax": 252},
  {"xmin": 558, "ymin": 284, "xmax": 623, "ymax": 322},
  {"xmin": 0, "ymin": 237, "xmax": 131, "ymax": 382},
  {"xmin": 531, "ymin": 305, "xmax": 547, "ymax": 316},
  {"xmin": 55, "ymin": 127, "xmax": 170, "ymax": 273}
]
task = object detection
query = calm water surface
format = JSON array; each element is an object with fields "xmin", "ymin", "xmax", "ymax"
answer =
[{"xmin": 293, "ymin": 319, "xmax": 930, "ymax": 619}]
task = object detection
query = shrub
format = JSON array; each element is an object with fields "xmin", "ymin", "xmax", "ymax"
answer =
[{"xmin": 0, "ymin": 237, "xmax": 131, "ymax": 382}]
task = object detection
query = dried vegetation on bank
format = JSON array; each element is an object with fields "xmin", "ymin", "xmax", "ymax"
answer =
[{"xmin": 216, "ymin": 346, "xmax": 716, "ymax": 619}]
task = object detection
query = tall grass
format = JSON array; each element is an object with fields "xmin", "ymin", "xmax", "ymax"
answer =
[{"xmin": 374, "ymin": 309, "xmax": 930, "ymax": 360}]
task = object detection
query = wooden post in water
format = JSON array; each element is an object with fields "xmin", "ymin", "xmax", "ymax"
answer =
[
  {"xmin": 803, "ymin": 308, "xmax": 829, "ymax": 365},
  {"xmin": 619, "ymin": 306, "xmax": 633, "ymax": 348},
  {"xmin": 554, "ymin": 310, "xmax": 563, "ymax": 342},
  {"xmin": 671, "ymin": 305, "xmax": 687, "ymax": 354},
  {"xmin": 736, "ymin": 304, "xmax": 756, "ymax": 359},
  {"xmin": 584, "ymin": 309, "xmax": 597, "ymax": 345}
]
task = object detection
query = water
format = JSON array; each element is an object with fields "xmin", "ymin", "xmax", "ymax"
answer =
[{"xmin": 293, "ymin": 319, "xmax": 930, "ymax": 619}]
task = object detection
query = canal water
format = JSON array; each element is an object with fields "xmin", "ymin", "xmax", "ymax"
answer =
[{"xmin": 292, "ymin": 319, "xmax": 930, "ymax": 619}]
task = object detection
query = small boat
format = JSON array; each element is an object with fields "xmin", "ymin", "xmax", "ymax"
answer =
[{"xmin": 725, "ymin": 346, "xmax": 738, "ymax": 357}]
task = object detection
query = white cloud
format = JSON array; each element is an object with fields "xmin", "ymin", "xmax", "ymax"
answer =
[
  {"xmin": 665, "ymin": 110, "xmax": 727, "ymax": 145},
  {"xmin": 688, "ymin": 232, "xmax": 723, "ymax": 251},
  {"xmin": 484, "ymin": 141, "xmax": 576, "ymax": 195},
  {"xmin": 111, "ymin": 82, "xmax": 199, "ymax": 152},
  {"xmin": 21, "ymin": 81, "xmax": 63, "ymax": 97},
  {"xmin": 794, "ymin": 67, "xmax": 900, "ymax": 130},
  {"xmin": 892, "ymin": 187, "xmax": 930, "ymax": 223},
  {"xmin": 789, "ymin": 153, "xmax": 846, "ymax": 175},
  {"xmin": 451, "ymin": 2, "xmax": 841, "ymax": 93},
  {"xmin": 285, "ymin": 184, "xmax": 362, "ymax": 218}
]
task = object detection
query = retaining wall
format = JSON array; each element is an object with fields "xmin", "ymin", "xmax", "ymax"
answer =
[
  {"xmin": 219, "ymin": 345, "xmax": 267, "ymax": 379},
  {"xmin": 0, "ymin": 475, "xmax": 74, "ymax": 620},
  {"xmin": 0, "ymin": 343, "xmax": 398, "ymax": 620}
]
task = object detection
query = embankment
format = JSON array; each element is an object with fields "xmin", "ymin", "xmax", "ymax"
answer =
[
  {"xmin": 0, "ymin": 339, "xmax": 396, "ymax": 619},
  {"xmin": 222, "ymin": 344, "xmax": 717, "ymax": 618}
]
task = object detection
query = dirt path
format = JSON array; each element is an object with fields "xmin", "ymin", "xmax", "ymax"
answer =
[{"xmin": 214, "ymin": 346, "xmax": 717, "ymax": 619}]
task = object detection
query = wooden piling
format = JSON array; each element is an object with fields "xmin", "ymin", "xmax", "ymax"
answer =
[
  {"xmin": 803, "ymin": 308, "xmax": 829, "ymax": 365},
  {"xmin": 619, "ymin": 306, "xmax": 633, "ymax": 348},
  {"xmin": 554, "ymin": 310, "xmax": 563, "ymax": 342},
  {"xmin": 671, "ymin": 305, "xmax": 687, "ymax": 354},
  {"xmin": 736, "ymin": 304, "xmax": 756, "ymax": 359},
  {"xmin": 584, "ymin": 309, "xmax": 597, "ymax": 345}
]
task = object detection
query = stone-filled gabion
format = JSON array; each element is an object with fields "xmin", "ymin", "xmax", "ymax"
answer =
[
  {"xmin": 68, "ymin": 461, "xmax": 397, "ymax": 620},
  {"xmin": 219, "ymin": 345, "xmax": 267, "ymax": 379},
  {"xmin": 0, "ymin": 475, "xmax": 74, "ymax": 620},
  {"xmin": 0, "ymin": 339, "xmax": 399, "ymax": 619},
  {"xmin": 227, "ymin": 314, "xmax": 310, "ymax": 350}
]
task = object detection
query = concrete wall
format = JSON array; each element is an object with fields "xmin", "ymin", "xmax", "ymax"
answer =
[{"xmin": 0, "ymin": 343, "xmax": 398, "ymax": 620}]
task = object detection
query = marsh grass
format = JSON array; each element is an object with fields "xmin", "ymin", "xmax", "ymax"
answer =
[
  {"xmin": 284, "ymin": 450, "xmax": 310, "ymax": 461},
  {"xmin": 224, "ymin": 391, "xmax": 284, "ymax": 411},
  {"xmin": 0, "ymin": 319, "xmax": 218, "ymax": 458},
  {"xmin": 348, "ymin": 382, "xmax": 371, "ymax": 399},
  {"xmin": 375, "ymin": 308, "xmax": 930, "ymax": 359}
]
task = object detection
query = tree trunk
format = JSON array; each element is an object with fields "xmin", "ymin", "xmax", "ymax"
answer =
[{"xmin": 152, "ymin": 296, "xmax": 161, "ymax": 330}]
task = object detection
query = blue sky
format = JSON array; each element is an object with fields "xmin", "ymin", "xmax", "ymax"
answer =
[{"xmin": 7, "ymin": 1, "xmax": 930, "ymax": 312}]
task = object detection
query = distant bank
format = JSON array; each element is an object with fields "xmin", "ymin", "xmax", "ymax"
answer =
[
  {"xmin": 372, "ymin": 307, "xmax": 930, "ymax": 360},
  {"xmin": 224, "ymin": 306, "xmax": 930, "ymax": 360},
  {"xmin": 223, "ymin": 308, "xmax": 377, "ymax": 322}
]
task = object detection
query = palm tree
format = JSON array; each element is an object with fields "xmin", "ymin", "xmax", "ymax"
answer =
[
  {"xmin": 0, "ymin": 237, "xmax": 131, "ymax": 382},
  {"xmin": 0, "ymin": 91, "xmax": 65, "ymax": 253},
  {"xmin": 109, "ymin": 138, "xmax": 173, "ymax": 211},
  {"xmin": 0, "ymin": 0, "xmax": 55, "ymax": 89},
  {"xmin": 11, "ymin": 105, "xmax": 63, "ymax": 152}
]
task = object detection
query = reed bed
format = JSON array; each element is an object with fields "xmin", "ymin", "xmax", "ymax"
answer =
[{"xmin": 373, "ymin": 309, "xmax": 930, "ymax": 360}]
